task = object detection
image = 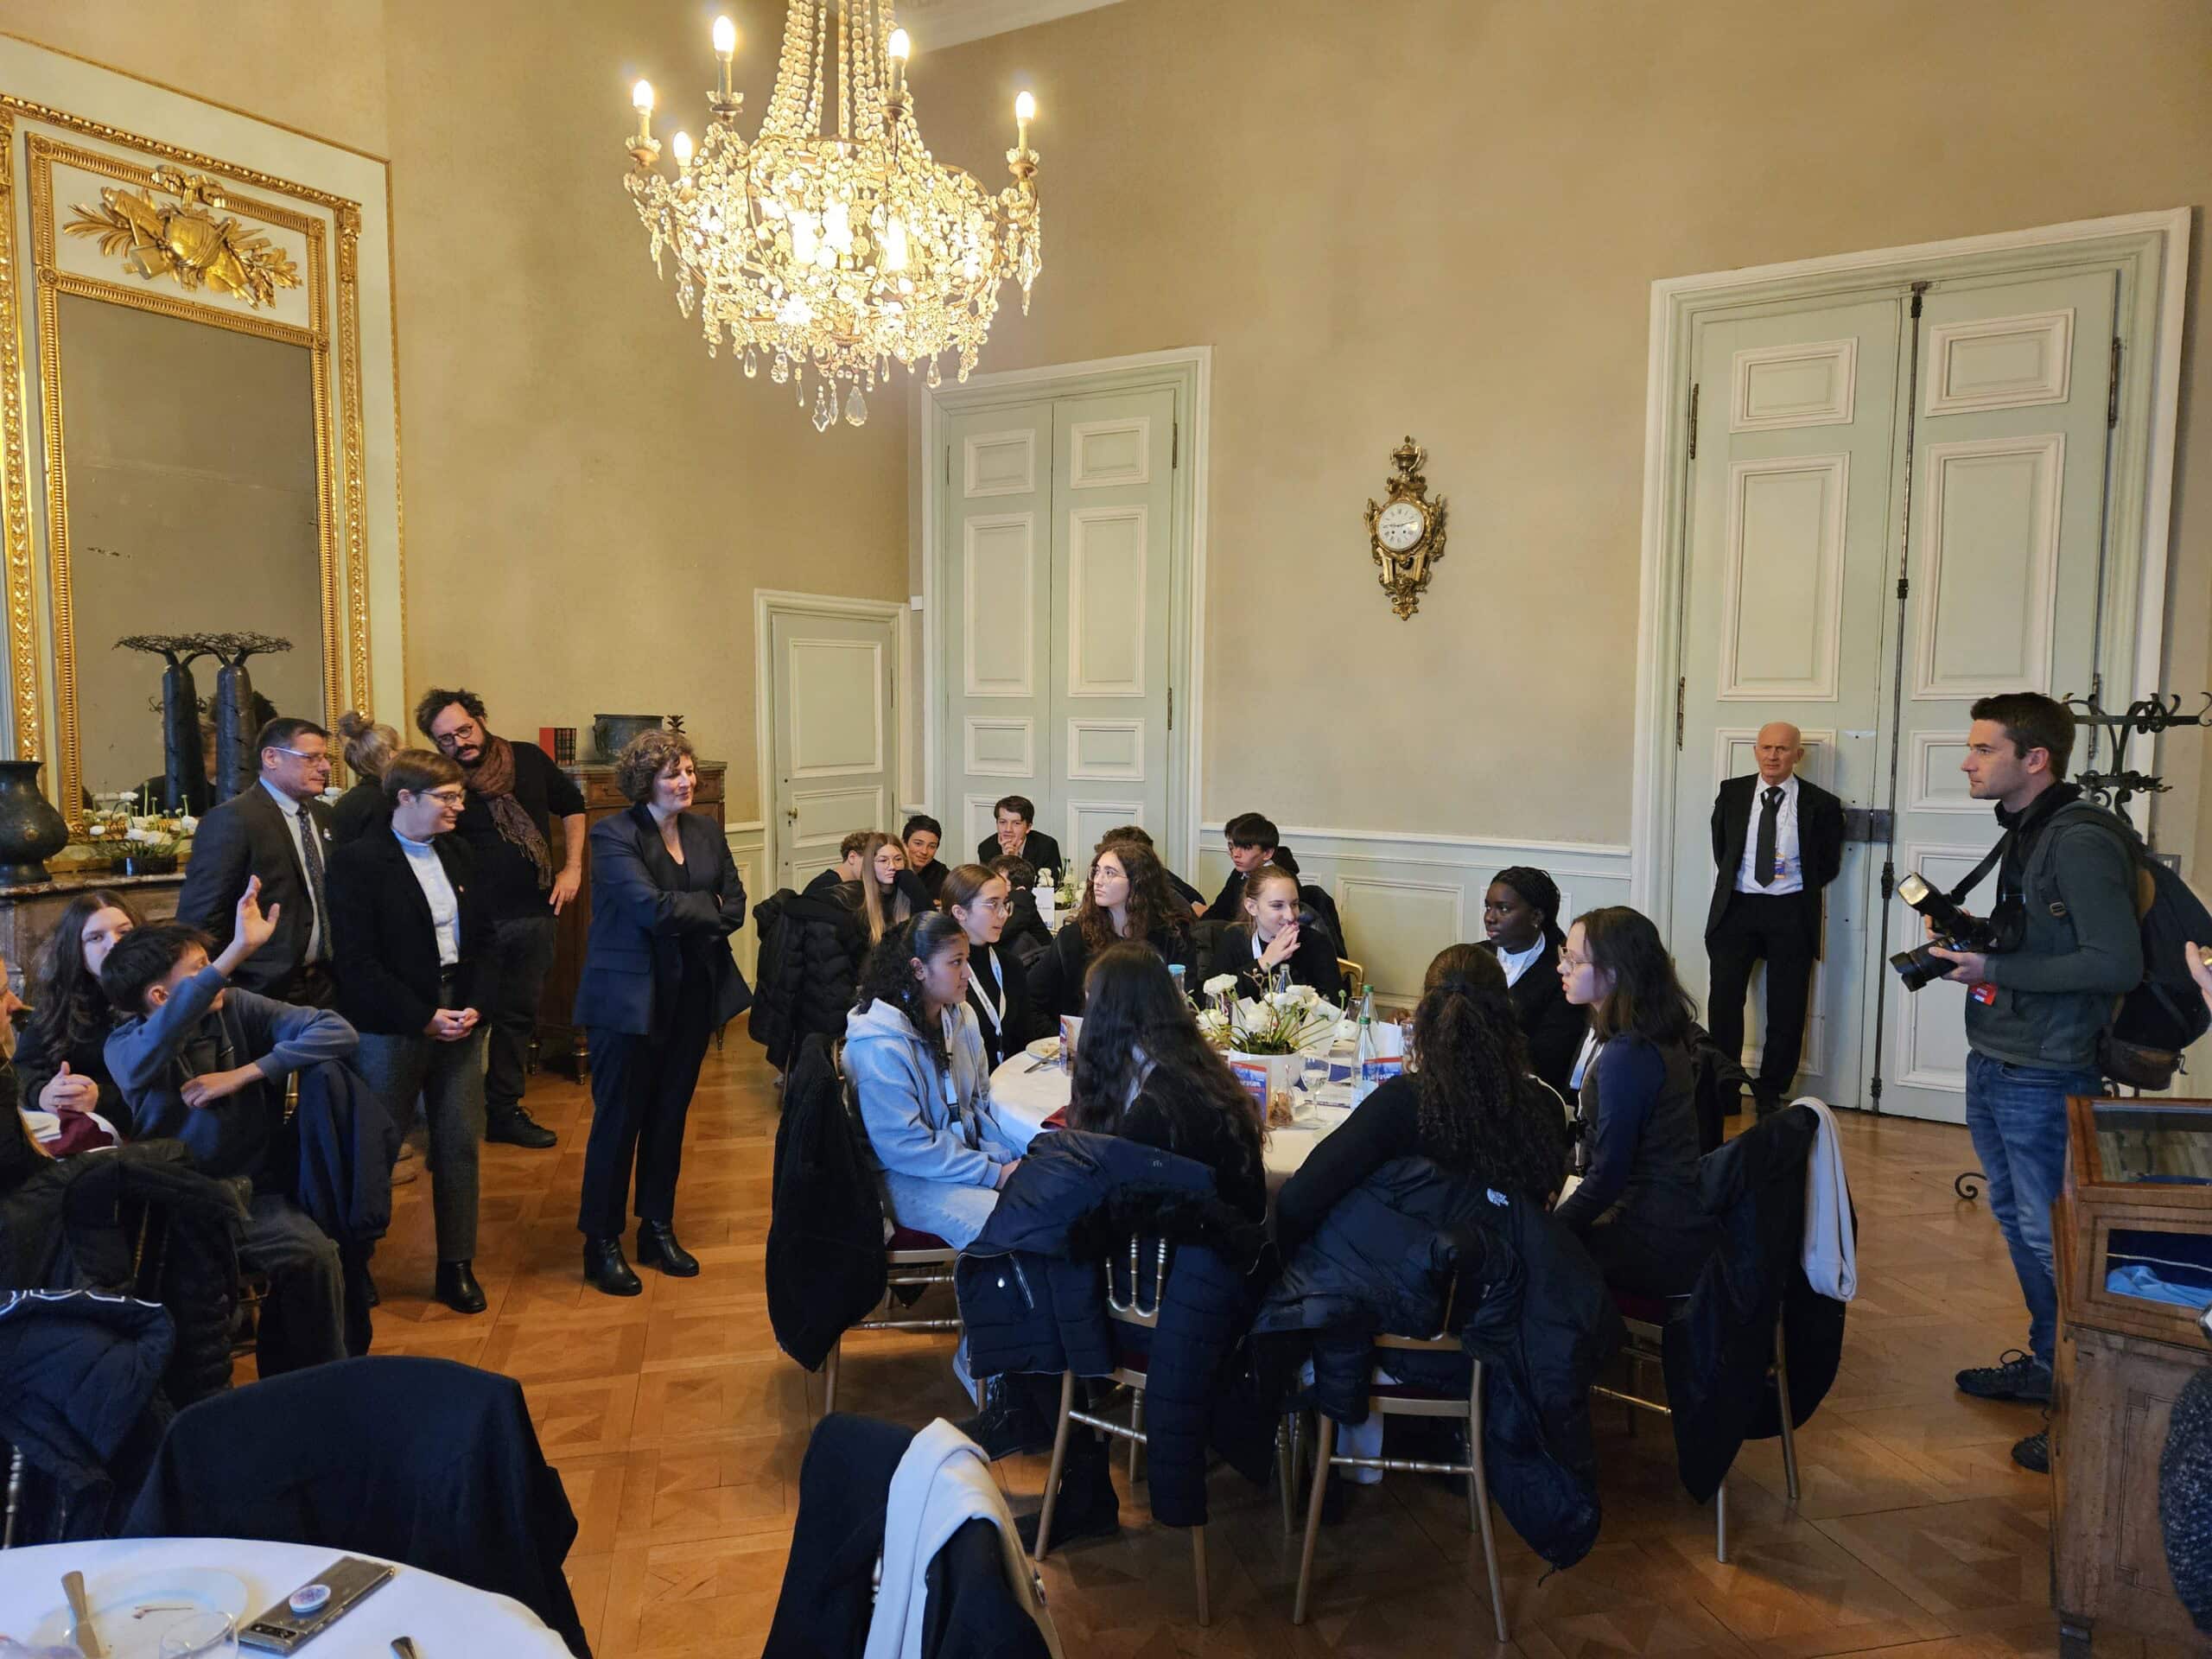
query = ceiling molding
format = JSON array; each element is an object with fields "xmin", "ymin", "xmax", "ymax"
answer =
[{"xmin": 899, "ymin": 0, "xmax": 1123, "ymax": 48}]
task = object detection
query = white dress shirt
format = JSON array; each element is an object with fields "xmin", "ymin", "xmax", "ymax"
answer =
[
  {"xmin": 259, "ymin": 777, "xmax": 326, "ymax": 961},
  {"xmin": 1495, "ymin": 935, "xmax": 1547, "ymax": 987},
  {"xmin": 395, "ymin": 827, "xmax": 461, "ymax": 966},
  {"xmin": 1733, "ymin": 772, "xmax": 1804, "ymax": 896}
]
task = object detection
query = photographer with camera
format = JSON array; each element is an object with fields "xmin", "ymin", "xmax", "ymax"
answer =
[{"xmin": 1920, "ymin": 693, "xmax": 2140, "ymax": 1475}]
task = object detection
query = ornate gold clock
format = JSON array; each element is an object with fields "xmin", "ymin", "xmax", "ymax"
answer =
[{"xmin": 1363, "ymin": 435, "xmax": 1447, "ymax": 620}]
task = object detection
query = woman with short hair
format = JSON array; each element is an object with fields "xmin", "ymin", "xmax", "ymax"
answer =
[
  {"xmin": 572, "ymin": 728, "xmax": 751, "ymax": 1296},
  {"xmin": 1478, "ymin": 865, "xmax": 1587, "ymax": 1099},
  {"xmin": 1554, "ymin": 906, "xmax": 1717, "ymax": 1296}
]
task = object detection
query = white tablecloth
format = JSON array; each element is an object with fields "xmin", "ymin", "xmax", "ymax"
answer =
[
  {"xmin": 987, "ymin": 1053, "xmax": 1338, "ymax": 1185},
  {"xmin": 0, "ymin": 1536, "xmax": 571, "ymax": 1656}
]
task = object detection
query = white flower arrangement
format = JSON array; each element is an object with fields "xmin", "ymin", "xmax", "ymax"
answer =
[{"xmin": 1201, "ymin": 972, "xmax": 1238, "ymax": 998}]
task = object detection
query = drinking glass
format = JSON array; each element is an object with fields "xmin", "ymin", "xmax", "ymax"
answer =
[{"xmin": 159, "ymin": 1612, "xmax": 238, "ymax": 1659}]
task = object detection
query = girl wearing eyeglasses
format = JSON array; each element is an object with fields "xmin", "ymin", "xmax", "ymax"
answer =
[{"xmin": 940, "ymin": 862, "xmax": 1036, "ymax": 1069}]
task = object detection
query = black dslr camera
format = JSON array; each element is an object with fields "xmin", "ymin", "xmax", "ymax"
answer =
[{"xmin": 1888, "ymin": 871, "xmax": 2018, "ymax": 992}]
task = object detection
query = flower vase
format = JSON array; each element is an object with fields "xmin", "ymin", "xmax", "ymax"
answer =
[
  {"xmin": 1226, "ymin": 1049, "xmax": 1304, "ymax": 1122},
  {"xmin": 0, "ymin": 758, "xmax": 71, "ymax": 886}
]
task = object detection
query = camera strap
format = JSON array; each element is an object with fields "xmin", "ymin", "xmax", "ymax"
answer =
[{"xmin": 1944, "ymin": 836, "xmax": 2009, "ymax": 908}]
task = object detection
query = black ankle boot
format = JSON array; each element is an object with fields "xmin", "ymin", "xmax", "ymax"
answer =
[
  {"xmin": 435, "ymin": 1260, "xmax": 486, "ymax": 1314},
  {"xmin": 1017, "ymin": 1436, "xmax": 1119, "ymax": 1553},
  {"xmin": 637, "ymin": 1221, "xmax": 699, "ymax": 1276},
  {"xmin": 954, "ymin": 1376, "xmax": 1052, "ymax": 1461},
  {"xmin": 583, "ymin": 1236, "xmax": 642, "ymax": 1296}
]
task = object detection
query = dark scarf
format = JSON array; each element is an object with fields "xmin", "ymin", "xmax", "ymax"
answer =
[
  {"xmin": 1994, "ymin": 780, "xmax": 2082, "ymax": 899},
  {"xmin": 464, "ymin": 734, "xmax": 554, "ymax": 892}
]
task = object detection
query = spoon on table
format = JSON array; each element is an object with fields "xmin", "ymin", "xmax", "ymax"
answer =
[{"xmin": 63, "ymin": 1569, "xmax": 104, "ymax": 1658}]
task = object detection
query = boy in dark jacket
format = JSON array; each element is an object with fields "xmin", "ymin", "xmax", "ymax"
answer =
[{"xmin": 103, "ymin": 881, "xmax": 359, "ymax": 1374}]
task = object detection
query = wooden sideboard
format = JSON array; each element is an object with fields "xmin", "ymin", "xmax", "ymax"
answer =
[
  {"xmin": 535, "ymin": 761, "xmax": 727, "ymax": 1075},
  {"xmin": 0, "ymin": 869, "xmax": 184, "ymax": 991}
]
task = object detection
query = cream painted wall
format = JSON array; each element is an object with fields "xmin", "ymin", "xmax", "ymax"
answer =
[{"xmin": 907, "ymin": 0, "xmax": 2210, "ymax": 874}]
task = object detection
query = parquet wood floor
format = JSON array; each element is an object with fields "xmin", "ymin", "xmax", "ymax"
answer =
[{"xmin": 346, "ymin": 1044, "xmax": 2196, "ymax": 1659}]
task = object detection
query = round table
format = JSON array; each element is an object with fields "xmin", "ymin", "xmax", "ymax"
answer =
[
  {"xmin": 987, "ymin": 1052, "xmax": 1343, "ymax": 1186},
  {"xmin": 0, "ymin": 1537, "xmax": 572, "ymax": 1656}
]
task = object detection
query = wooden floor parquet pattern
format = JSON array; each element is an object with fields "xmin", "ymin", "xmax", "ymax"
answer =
[{"xmin": 342, "ymin": 1045, "xmax": 2196, "ymax": 1658}]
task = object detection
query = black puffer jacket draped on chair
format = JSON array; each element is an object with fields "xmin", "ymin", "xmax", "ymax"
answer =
[
  {"xmin": 1661, "ymin": 1103, "xmax": 1843, "ymax": 1502},
  {"xmin": 954, "ymin": 1129, "xmax": 1267, "ymax": 1529},
  {"xmin": 766, "ymin": 1034, "xmax": 887, "ymax": 1371},
  {"xmin": 1255, "ymin": 1156, "xmax": 1623, "ymax": 1571},
  {"xmin": 749, "ymin": 887, "xmax": 869, "ymax": 1071}
]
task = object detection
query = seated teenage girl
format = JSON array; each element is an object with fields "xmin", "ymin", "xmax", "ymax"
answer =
[
  {"xmin": 940, "ymin": 861, "xmax": 1035, "ymax": 1069},
  {"xmin": 1477, "ymin": 865, "xmax": 1588, "ymax": 1100},
  {"xmin": 1553, "ymin": 906, "xmax": 1718, "ymax": 1297},
  {"xmin": 1275, "ymin": 942, "xmax": 1569, "ymax": 1254},
  {"xmin": 1206, "ymin": 861, "xmax": 1344, "ymax": 1003},
  {"xmin": 13, "ymin": 891, "xmax": 143, "ymax": 1156},
  {"xmin": 1027, "ymin": 836, "xmax": 1193, "ymax": 1022},
  {"xmin": 845, "ymin": 912, "xmax": 1025, "ymax": 1249},
  {"xmin": 844, "ymin": 831, "xmax": 917, "ymax": 947}
]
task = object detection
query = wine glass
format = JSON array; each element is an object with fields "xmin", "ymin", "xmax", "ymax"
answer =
[{"xmin": 159, "ymin": 1611, "xmax": 238, "ymax": 1659}]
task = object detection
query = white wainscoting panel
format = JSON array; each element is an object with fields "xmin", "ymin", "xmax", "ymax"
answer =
[
  {"xmin": 1065, "ymin": 506, "xmax": 1148, "ymax": 697},
  {"xmin": 727, "ymin": 820, "xmax": 766, "ymax": 980},
  {"xmin": 1067, "ymin": 717, "xmax": 1145, "ymax": 781},
  {"xmin": 1924, "ymin": 308, "xmax": 2074, "ymax": 416},
  {"xmin": 1905, "ymin": 730, "xmax": 1980, "ymax": 812},
  {"xmin": 962, "ymin": 514, "xmax": 1036, "ymax": 698},
  {"xmin": 963, "ymin": 716, "xmax": 1034, "ymax": 778},
  {"xmin": 1068, "ymin": 799, "xmax": 1145, "ymax": 867},
  {"xmin": 1730, "ymin": 337, "xmax": 1857, "ymax": 431},
  {"xmin": 1068, "ymin": 417, "xmax": 1151, "ymax": 488},
  {"xmin": 964, "ymin": 429, "xmax": 1037, "ymax": 497},
  {"xmin": 1911, "ymin": 434, "xmax": 2063, "ymax": 700},
  {"xmin": 1717, "ymin": 454, "xmax": 1849, "ymax": 702},
  {"xmin": 1890, "ymin": 841, "xmax": 1988, "ymax": 1095},
  {"xmin": 788, "ymin": 639, "xmax": 886, "ymax": 777},
  {"xmin": 1198, "ymin": 824, "xmax": 1633, "ymax": 1005}
]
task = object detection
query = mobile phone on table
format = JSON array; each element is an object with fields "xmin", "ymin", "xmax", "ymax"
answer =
[{"xmin": 238, "ymin": 1555, "xmax": 396, "ymax": 1653}]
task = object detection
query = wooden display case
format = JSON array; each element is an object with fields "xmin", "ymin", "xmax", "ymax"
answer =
[{"xmin": 2051, "ymin": 1093, "xmax": 2212, "ymax": 1656}]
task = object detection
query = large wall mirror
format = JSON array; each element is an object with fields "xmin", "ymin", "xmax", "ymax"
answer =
[{"xmin": 0, "ymin": 47, "xmax": 405, "ymax": 831}]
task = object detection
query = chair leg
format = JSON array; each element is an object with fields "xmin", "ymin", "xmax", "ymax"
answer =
[
  {"xmin": 1773, "ymin": 1318, "xmax": 1802, "ymax": 1503},
  {"xmin": 821, "ymin": 1339, "xmax": 840, "ymax": 1419},
  {"xmin": 1713, "ymin": 1473, "xmax": 1728, "ymax": 1564},
  {"xmin": 1033, "ymin": 1370, "xmax": 1077, "ymax": 1563},
  {"xmin": 1129, "ymin": 1388, "xmax": 1145, "ymax": 1486},
  {"xmin": 1470, "ymin": 1362, "xmax": 1509, "ymax": 1643},
  {"xmin": 1277, "ymin": 1413, "xmax": 1297, "ymax": 1537},
  {"xmin": 1191, "ymin": 1523, "xmax": 1210, "ymax": 1628},
  {"xmin": 1292, "ymin": 1415, "xmax": 1338, "ymax": 1626}
]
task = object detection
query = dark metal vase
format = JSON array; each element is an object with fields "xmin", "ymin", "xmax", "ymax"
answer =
[
  {"xmin": 162, "ymin": 658, "xmax": 203, "ymax": 811},
  {"xmin": 0, "ymin": 758, "xmax": 70, "ymax": 886},
  {"xmin": 213, "ymin": 659, "xmax": 257, "ymax": 803}
]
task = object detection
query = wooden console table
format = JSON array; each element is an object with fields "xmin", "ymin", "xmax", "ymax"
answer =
[{"xmin": 535, "ymin": 760, "xmax": 728, "ymax": 1077}]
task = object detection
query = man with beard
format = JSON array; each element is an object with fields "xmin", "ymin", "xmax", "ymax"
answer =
[{"xmin": 416, "ymin": 687, "xmax": 585, "ymax": 1148}]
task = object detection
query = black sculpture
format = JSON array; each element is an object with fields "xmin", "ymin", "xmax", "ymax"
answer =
[
  {"xmin": 2066, "ymin": 690, "xmax": 2212, "ymax": 811},
  {"xmin": 115, "ymin": 632, "xmax": 216, "ymax": 813},
  {"xmin": 204, "ymin": 632, "xmax": 292, "ymax": 803}
]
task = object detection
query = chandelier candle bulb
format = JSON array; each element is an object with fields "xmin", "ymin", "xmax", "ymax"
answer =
[
  {"xmin": 1014, "ymin": 90, "xmax": 1035, "ymax": 151},
  {"xmin": 671, "ymin": 130, "xmax": 694, "ymax": 175}
]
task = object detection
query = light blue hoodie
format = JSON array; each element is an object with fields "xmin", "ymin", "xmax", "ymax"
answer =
[{"xmin": 844, "ymin": 996, "xmax": 1020, "ymax": 1189}]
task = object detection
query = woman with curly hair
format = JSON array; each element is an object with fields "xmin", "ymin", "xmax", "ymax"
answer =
[
  {"xmin": 574, "ymin": 728, "xmax": 751, "ymax": 1296},
  {"xmin": 1071, "ymin": 942, "xmax": 1268, "ymax": 1220},
  {"xmin": 1274, "ymin": 942, "xmax": 1570, "ymax": 1254},
  {"xmin": 13, "ymin": 889, "xmax": 143, "ymax": 1154},
  {"xmin": 1478, "ymin": 865, "xmax": 1587, "ymax": 1099},
  {"xmin": 1028, "ymin": 836, "xmax": 1193, "ymax": 1022},
  {"xmin": 846, "ymin": 912, "xmax": 1023, "ymax": 1249}
]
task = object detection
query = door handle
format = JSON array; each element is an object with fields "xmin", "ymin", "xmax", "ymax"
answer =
[{"xmin": 785, "ymin": 805, "xmax": 799, "ymax": 822}]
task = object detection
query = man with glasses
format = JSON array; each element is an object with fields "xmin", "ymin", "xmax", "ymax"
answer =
[
  {"xmin": 176, "ymin": 716, "xmax": 340, "ymax": 1005},
  {"xmin": 415, "ymin": 687, "xmax": 585, "ymax": 1150}
]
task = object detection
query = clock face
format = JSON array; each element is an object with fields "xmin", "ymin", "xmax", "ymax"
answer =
[{"xmin": 1376, "ymin": 499, "xmax": 1426, "ymax": 553}]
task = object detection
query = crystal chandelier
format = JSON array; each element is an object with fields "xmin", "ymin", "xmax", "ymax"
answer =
[{"xmin": 621, "ymin": 3, "xmax": 1043, "ymax": 431}]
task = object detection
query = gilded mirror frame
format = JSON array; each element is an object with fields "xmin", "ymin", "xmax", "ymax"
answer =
[{"xmin": 0, "ymin": 95, "xmax": 371, "ymax": 828}]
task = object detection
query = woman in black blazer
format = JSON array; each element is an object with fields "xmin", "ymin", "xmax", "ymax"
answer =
[
  {"xmin": 327, "ymin": 749, "xmax": 496, "ymax": 1313},
  {"xmin": 1477, "ymin": 866, "xmax": 1588, "ymax": 1101},
  {"xmin": 940, "ymin": 861, "xmax": 1034, "ymax": 1068},
  {"xmin": 1206, "ymin": 862, "xmax": 1344, "ymax": 1002},
  {"xmin": 1028, "ymin": 837, "xmax": 1193, "ymax": 1022},
  {"xmin": 573, "ymin": 730, "xmax": 750, "ymax": 1297}
]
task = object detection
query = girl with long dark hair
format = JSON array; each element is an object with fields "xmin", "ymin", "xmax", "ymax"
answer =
[
  {"xmin": 1028, "ymin": 836, "xmax": 1192, "ymax": 1021},
  {"xmin": 15, "ymin": 889, "xmax": 144, "ymax": 1141},
  {"xmin": 1206, "ymin": 862, "xmax": 1345, "ymax": 1003},
  {"xmin": 1553, "ymin": 906, "xmax": 1717, "ymax": 1295},
  {"xmin": 846, "ymin": 912, "xmax": 1024, "ymax": 1249},
  {"xmin": 1069, "ymin": 942, "xmax": 1268, "ymax": 1220},
  {"xmin": 1275, "ymin": 943, "xmax": 1570, "ymax": 1252},
  {"xmin": 1478, "ymin": 865, "xmax": 1587, "ymax": 1098}
]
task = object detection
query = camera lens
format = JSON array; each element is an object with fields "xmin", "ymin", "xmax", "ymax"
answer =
[{"xmin": 1888, "ymin": 944, "xmax": 1950, "ymax": 993}]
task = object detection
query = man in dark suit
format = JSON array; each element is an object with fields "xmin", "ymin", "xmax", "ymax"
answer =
[
  {"xmin": 1705, "ymin": 722, "xmax": 1845, "ymax": 1116},
  {"xmin": 175, "ymin": 716, "xmax": 337, "ymax": 1005},
  {"xmin": 974, "ymin": 794, "xmax": 1063, "ymax": 880}
]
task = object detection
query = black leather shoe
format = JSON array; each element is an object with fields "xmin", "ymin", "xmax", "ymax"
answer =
[
  {"xmin": 486, "ymin": 1107, "xmax": 557, "ymax": 1149},
  {"xmin": 435, "ymin": 1259, "xmax": 486, "ymax": 1314},
  {"xmin": 954, "ymin": 1376, "xmax": 1052, "ymax": 1461},
  {"xmin": 583, "ymin": 1236, "xmax": 643, "ymax": 1296},
  {"xmin": 637, "ymin": 1221, "xmax": 699, "ymax": 1277}
]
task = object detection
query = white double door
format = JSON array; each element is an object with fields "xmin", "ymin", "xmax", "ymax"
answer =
[
  {"xmin": 939, "ymin": 385, "xmax": 1182, "ymax": 870},
  {"xmin": 1670, "ymin": 267, "xmax": 2121, "ymax": 1121}
]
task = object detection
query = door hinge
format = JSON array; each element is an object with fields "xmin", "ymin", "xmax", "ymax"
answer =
[
  {"xmin": 1674, "ymin": 676, "xmax": 1685, "ymax": 748},
  {"xmin": 1167, "ymin": 686, "xmax": 1173, "ymax": 731},
  {"xmin": 1878, "ymin": 859, "xmax": 1896, "ymax": 902},
  {"xmin": 1171, "ymin": 421, "xmax": 1179, "ymax": 468},
  {"xmin": 2107, "ymin": 337, "xmax": 2122, "ymax": 428},
  {"xmin": 1687, "ymin": 383, "xmax": 1700, "ymax": 461},
  {"xmin": 1896, "ymin": 575, "xmax": 1910, "ymax": 600},
  {"xmin": 1868, "ymin": 1076, "xmax": 1884, "ymax": 1107}
]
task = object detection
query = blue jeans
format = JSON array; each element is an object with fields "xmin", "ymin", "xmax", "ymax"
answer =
[{"xmin": 1963, "ymin": 1049, "xmax": 2099, "ymax": 1370}]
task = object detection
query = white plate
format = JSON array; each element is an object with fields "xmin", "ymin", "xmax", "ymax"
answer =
[
  {"xmin": 1024, "ymin": 1036, "xmax": 1060, "ymax": 1062},
  {"xmin": 29, "ymin": 1566, "xmax": 250, "ymax": 1659}
]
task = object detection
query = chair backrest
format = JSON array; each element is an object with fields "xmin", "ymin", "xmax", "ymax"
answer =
[{"xmin": 1103, "ymin": 1235, "xmax": 1174, "ymax": 1329}]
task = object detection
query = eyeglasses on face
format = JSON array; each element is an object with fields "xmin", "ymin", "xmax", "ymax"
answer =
[
  {"xmin": 270, "ymin": 746, "xmax": 329, "ymax": 765},
  {"xmin": 424, "ymin": 788, "xmax": 467, "ymax": 806},
  {"xmin": 431, "ymin": 721, "xmax": 482, "ymax": 747}
]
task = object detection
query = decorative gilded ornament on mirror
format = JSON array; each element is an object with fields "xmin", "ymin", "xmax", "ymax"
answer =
[
  {"xmin": 1363, "ymin": 436, "xmax": 1449, "ymax": 620},
  {"xmin": 64, "ymin": 168, "xmax": 302, "ymax": 309}
]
